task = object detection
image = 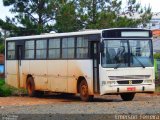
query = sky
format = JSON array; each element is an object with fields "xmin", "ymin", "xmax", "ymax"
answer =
[{"xmin": 0, "ymin": 0, "xmax": 160, "ymax": 21}]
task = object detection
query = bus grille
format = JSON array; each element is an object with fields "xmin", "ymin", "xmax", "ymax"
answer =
[
  {"xmin": 109, "ymin": 75, "xmax": 150, "ymax": 80},
  {"xmin": 117, "ymin": 80, "xmax": 143, "ymax": 84}
]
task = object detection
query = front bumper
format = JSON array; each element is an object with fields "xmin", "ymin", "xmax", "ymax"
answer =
[{"xmin": 100, "ymin": 84, "xmax": 155, "ymax": 95}]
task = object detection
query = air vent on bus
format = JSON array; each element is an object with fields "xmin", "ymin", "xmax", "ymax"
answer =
[
  {"xmin": 117, "ymin": 80, "xmax": 143, "ymax": 85},
  {"xmin": 108, "ymin": 75, "xmax": 150, "ymax": 80}
]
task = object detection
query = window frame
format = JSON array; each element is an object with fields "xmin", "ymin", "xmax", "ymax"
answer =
[
  {"xmin": 48, "ymin": 38, "xmax": 61, "ymax": 59},
  {"xmin": 76, "ymin": 36, "xmax": 89, "ymax": 59},
  {"xmin": 24, "ymin": 40, "xmax": 35, "ymax": 59},
  {"xmin": 6, "ymin": 34, "xmax": 96, "ymax": 60},
  {"xmin": 35, "ymin": 39, "xmax": 47, "ymax": 59},
  {"xmin": 61, "ymin": 37, "xmax": 76, "ymax": 59},
  {"xmin": 129, "ymin": 39, "xmax": 153, "ymax": 67},
  {"xmin": 101, "ymin": 39, "xmax": 154, "ymax": 68},
  {"xmin": 7, "ymin": 41, "xmax": 16, "ymax": 60}
]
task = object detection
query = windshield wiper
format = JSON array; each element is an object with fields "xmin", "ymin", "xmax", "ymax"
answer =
[
  {"xmin": 114, "ymin": 46, "xmax": 125, "ymax": 69},
  {"xmin": 115, "ymin": 55, "xmax": 145, "ymax": 69},
  {"xmin": 114, "ymin": 63, "xmax": 121, "ymax": 69},
  {"xmin": 133, "ymin": 55, "xmax": 145, "ymax": 68}
]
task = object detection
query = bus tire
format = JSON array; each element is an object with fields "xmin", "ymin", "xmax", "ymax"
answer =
[
  {"xmin": 26, "ymin": 76, "xmax": 36, "ymax": 97},
  {"xmin": 79, "ymin": 80, "xmax": 93, "ymax": 102},
  {"xmin": 120, "ymin": 93, "xmax": 135, "ymax": 101}
]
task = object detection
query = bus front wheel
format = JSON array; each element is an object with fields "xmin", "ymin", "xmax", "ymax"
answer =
[
  {"xmin": 79, "ymin": 80, "xmax": 93, "ymax": 102},
  {"xmin": 120, "ymin": 93, "xmax": 135, "ymax": 101},
  {"xmin": 26, "ymin": 76, "xmax": 36, "ymax": 97}
]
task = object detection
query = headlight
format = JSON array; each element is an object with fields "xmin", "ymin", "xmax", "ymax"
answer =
[
  {"xmin": 143, "ymin": 80, "xmax": 152, "ymax": 84},
  {"xmin": 107, "ymin": 81, "xmax": 117, "ymax": 85}
]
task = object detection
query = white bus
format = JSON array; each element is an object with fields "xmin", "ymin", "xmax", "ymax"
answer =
[{"xmin": 5, "ymin": 28, "xmax": 155, "ymax": 101}]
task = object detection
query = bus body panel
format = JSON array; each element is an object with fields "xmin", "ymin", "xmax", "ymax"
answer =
[
  {"xmin": 99, "ymin": 66, "xmax": 155, "ymax": 95},
  {"xmin": 47, "ymin": 60, "xmax": 68, "ymax": 92},
  {"xmin": 6, "ymin": 59, "xmax": 94, "ymax": 94},
  {"xmin": 29, "ymin": 60, "xmax": 48, "ymax": 90},
  {"xmin": 6, "ymin": 60, "xmax": 19, "ymax": 88},
  {"xmin": 21, "ymin": 60, "xmax": 29, "ymax": 88},
  {"xmin": 68, "ymin": 60, "xmax": 93, "ymax": 94}
]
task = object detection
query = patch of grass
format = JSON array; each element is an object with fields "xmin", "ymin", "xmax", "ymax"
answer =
[
  {"xmin": 0, "ymin": 79, "xmax": 12, "ymax": 97},
  {"xmin": 0, "ymin": 79, "xmax": 5, "ymax": 86},
  {"xmin": 155, "ymin": 85, "xmax": 160, "ymax": 93},
  {"xmin": 9, "ymin": 86, "xmax": 27, "ymax": 96},
  {"xmin": 0, "ymin": 84, "xmax": 12, "ymax": 97},
  {"xmin": 0, "ymin": 79, "xmax": 27, "ymax": 97},
  {"xmin": 155, "ymin": 72, "xmax": 159, "ymax": 80}
]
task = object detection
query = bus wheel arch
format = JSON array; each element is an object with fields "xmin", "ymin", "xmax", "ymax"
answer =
[
  {"xmin": 77, "ymin": 76, "xmax": 93, "ymax": 102},
  {"xmin": 26, "ymin": 74, "xmax": 32, "ymax": 81},
  {"xmin": 26, "ymin": 75, "xmax": 36, "ymax": 97},
  {"xmin": 77, "ymin": 76, "xmax": 86, "ymax": 93}
]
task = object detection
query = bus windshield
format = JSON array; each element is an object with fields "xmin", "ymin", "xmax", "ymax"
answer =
[{"xmin": 101, "ymin": 39, "xmax": 153, "ymax": 68}]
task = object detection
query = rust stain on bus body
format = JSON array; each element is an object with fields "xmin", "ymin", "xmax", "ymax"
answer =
[{"xmin": 6, "ymin": 60, "xmax": 94, "ymax": 95}]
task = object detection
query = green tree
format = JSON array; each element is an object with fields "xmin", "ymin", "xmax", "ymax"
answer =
[
  {"xmin": 0, "ymin": 32, "xmax": 5, "ymax": 53},
  {"xmin": 75, "ymin": 0, "xmax": 152, "ymax": 29},
  {"xmin": 1, "ymin": 0, "xmax": 152, "ymax": 34},
  {"xmin": 0, "ymin": 18, "xmax": 23, "ymax": 36},
  {"xmin": 3, "ymin": 0, "xmax": 59, "ymax": 35},
  {"xmin": 54, "ymin": 1, "xmax": 83, "ymax": 33},
  {"xmin": 154, "ymin": 53, "xmax": 160, "ymax": 59}
]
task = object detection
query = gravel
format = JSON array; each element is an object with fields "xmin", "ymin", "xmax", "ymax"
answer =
[{"xmin": 0, "ymin": 94, "xmax": 160, "ymax": 114}]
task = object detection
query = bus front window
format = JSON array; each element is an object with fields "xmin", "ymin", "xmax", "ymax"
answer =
[
  {"xmin": 129, "ymin": 40, "xmax": 153, "ymax": 67},
  {"xmin": 101, "ymin": 39, "xmax": 153, "ymax": 68},
  {"xmin": 101, "ymin": 40, "xmax": 129, "ymax": 68}
]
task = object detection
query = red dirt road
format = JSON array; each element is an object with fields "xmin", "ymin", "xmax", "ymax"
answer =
[{"xmin": 0, "ymin": 93, "xmax": 159, "ymax": 107}]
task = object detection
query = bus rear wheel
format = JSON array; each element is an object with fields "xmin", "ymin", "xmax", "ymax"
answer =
[
  {"xmin": 26, "ymin": 76, "xmax": 36, "ymax": 97},
  {"xmin": 79, "ymin": 80, "xmax": 93, "ymax": 102},
  {"xmin": 120, "ymin": 93, "xmax": 135, "ymax": 101}
]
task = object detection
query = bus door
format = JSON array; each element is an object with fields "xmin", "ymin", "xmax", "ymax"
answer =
[
  {"xmin": 90, "ymin": 42, "xmax": 100, "ymax": 93},
  {"xmin": 16, "ymin": 44, "xmax": 23, "ymax": 88}
]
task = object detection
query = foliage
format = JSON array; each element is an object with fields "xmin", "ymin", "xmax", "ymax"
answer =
[
  {"xmin": 155, "ymin": 72, "xmax": 159, "ymax": 80},
  {"xmin": 154, "ymin": 53, "xmax": 160, "ymax": 59},
  {"xmin": 0, "ymin": 80, "xmax": 12, "ymax": 97},
  {"xmin": 155, "ymin": 84, "xmax": 160, "ymax": 92},
  {"xmin": 54, "ymin": 1, "xmax": 83, "ymax": 33},
  {"xmin": 75, "ymin": 0, "xmax": 152, "ymax": 29},
  {"xmin": 0, "ymin": 79, "xmax": 5, "ymax": 86},
  {"xmin": 154, "ymin": 55, "xmax": 160, "ymax": 81},
  {"xmin": 0, "ymin": 79, "xmax": 27, "ymax": 97},
  {"xmin": 0, "ymin": 32, "xmax": 4, "ymax": 53},
  {"xmin": 2, "ymin": 0, "xmax": 58, "ymax": 35},
  {"xmin": 154, "ymin": 58, "xmax": 160, "ymax": 80},
  {"xmin": 0, "ymin": 0, "xmax": 153, "ymax": 35}
]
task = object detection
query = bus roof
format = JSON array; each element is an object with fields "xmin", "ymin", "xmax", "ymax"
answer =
[
  {"xmin": 6, "ymin": 30, "xmax": 102, "ymax": 41},
  {"xmin": 5, "ymin": 28, "xmax": 151, "ymax": 41}
]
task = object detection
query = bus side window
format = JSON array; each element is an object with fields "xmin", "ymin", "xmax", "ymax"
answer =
[
  {"xmin": 76, "ymin": 37, "xmax": 88, "ymax": 58},
  {"xmin": 48, "ymin": 38, "xmax": 60, "ymax": 59},
  {"xmin": 36, "ymin": 40, "xmax": 47, "ymax": 59},
  {"xmin": 62, "ymin": 37, "xmax": 75, "ymax": 59},
  {"xmin": 7, "ymin": 42, "xmax": 16, "ymax": 60},
  {"xmin": 25, "ymin": 40, "xmax": 35, "ymax": 59}
]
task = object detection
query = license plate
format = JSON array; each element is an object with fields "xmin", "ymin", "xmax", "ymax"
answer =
[{"xmin": 127, "ymin": 87, "xmax": 136, "ymax": 91}]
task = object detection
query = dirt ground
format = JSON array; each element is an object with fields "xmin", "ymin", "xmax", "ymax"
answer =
[
  {"xmin": 0, "ymin": 93, "xmax": 159, "ymax": 107},
  {"xmin": 0, "ymin": 93, "xmax": 159, "ymax": 120}
]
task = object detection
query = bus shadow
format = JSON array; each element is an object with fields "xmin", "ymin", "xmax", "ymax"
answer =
[
  {"xmin": 36, "ymin": 94, "xmax": 122, "ymax": 102},
  {"xmin": 93, "ymin": 98, "xmax": 122, "ymax": 102}
]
